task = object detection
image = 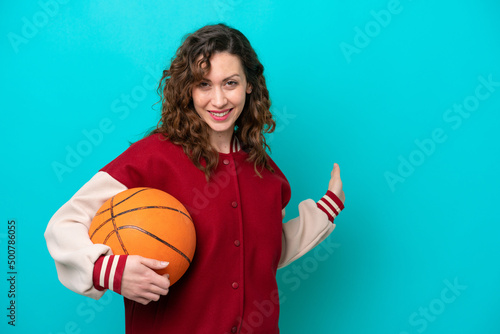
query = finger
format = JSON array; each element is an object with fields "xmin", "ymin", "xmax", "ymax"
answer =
[
  {"xmin": 131, "ymin": 289, "xmax": 162, "ymax": 303},
  {"xmin": 140, "ymin": 257, "xmax": 169, "ymax": 270},
  {"xmin": 135, "ymin": 294, "xmax": 161, "ymax": 305},
  {"xmin": 148, "ymin": 279, "xmax": 170, "ymax": 295},
  {"xmin": 142, "ymin": 291, "xmax": 162, "ymax": 302},
  {"xmin": 332, "ymin": 163, "xmax": 340, "ymax": 174},
  {"xmin": 331, "ymin": 163, "xmax": 341, "ymax": 179},
  {"xmin": 148, "ymin": 272, "xmax": 171, "ymax": 290},
  {"xmin": 135, "ymin": 297, "xmax": 151, "ymax": 305}
]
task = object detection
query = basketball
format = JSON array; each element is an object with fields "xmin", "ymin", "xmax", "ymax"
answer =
[{"xmin": 89, "ymin": 187, "xmax": 196, "ymax": 285}]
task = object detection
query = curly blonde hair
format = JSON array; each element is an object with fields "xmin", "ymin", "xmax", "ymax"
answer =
[{"xmin": 150, "ymin": 23, "xmax": 276, "ymax": 179}]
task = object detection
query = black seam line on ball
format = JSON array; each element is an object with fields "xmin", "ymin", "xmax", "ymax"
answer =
[
  {"xmin": 106, "ymin": 225, "xmax": 192, "ymax": 265},
  {"xmin": 110, "ymin": 196, "xmax": 129, "ymax": 255},
  {"xmin": 94, "ymin": 188, "xmax": 150, "ymax": 216},
  {"xmin": 90, "ymin": 205, "xmax": 192, "ymax": 240}
]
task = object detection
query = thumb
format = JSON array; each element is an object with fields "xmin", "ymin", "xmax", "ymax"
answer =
[
  {"xmin": 328, "ymin": 163, "xmax": 344, "ymax": 196},
  {"xmin": 331, "ymin": 163, "xmax": 341, "ymax": 179},
  {"xmin": 140, "ymin": 257, "xmax": 169, "ymax": 270}
]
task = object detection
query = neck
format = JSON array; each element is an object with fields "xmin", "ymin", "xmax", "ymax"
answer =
[{"xmin": 209, "ymin": 128, "xmax": 233, "ymax": 154}]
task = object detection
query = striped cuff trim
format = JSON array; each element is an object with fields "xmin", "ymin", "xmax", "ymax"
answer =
[
  {"xmin": 93, "ymin": 255, "xmax": 128, "ymax": 294},
  {"xmin": 317, "ymin": 190, "xmax": 345, "ymax": 223}
]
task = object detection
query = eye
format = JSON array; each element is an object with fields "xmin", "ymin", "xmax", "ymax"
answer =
[
  {"xmin": 226, "ymin": 80, "xmax": 238, "ymax": 87},
  {"xmin": 197, "ymin": 81, "xmax": 210, "ymax": 88}
]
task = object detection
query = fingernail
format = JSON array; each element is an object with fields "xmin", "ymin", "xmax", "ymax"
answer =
[
  {"xmin": 161, "ymin": 261, "xmax": 169, "ymax": 266},
  {"xmin": 167, "ymin": 274, "xmax": 170, "ymax": 279}
]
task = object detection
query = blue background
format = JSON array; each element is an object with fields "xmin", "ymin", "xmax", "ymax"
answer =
[{"xmin": 2, "ymin": 0, "xmax": 500, "ymax": 333}]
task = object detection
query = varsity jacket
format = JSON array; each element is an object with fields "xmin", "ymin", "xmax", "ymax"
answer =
[{"xmin": 45, "ymin": 133, "xmax": 344, "ymax": 333}]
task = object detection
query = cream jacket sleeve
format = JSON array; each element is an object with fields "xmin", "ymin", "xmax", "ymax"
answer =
[
  {"xmin": 44, "ymin": 172, "xmax": 128, "ymax": 299},
  {"xmin": 279, "ymin": 191, "xmax": 344, "ymax": 268}
]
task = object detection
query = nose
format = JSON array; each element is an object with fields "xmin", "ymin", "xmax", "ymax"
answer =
[{"xmin": 211, "ymin": 86, "xmax": 227, "ymax": 109}]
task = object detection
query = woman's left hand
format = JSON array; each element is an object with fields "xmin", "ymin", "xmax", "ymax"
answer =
[{"xmin": 328, "ymin": 163, "xmax": 345, "ymax": 204}]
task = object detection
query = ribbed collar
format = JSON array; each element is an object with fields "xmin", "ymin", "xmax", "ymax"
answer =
[{"xmin": 230, "ymin": 135, "xmax": 241, "ymax": 153}]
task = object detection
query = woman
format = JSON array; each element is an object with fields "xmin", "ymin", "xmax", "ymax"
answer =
[{"xmin": 45, "ymin": 23, "xmax": 345, "ymax": 333}]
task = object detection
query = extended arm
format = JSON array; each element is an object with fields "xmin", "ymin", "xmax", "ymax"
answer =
[{"xmin": 279, "ymin": 163, "xmax": 345, "ymax": 268}]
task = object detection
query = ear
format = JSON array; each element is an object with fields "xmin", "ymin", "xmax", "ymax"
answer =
[{"xmin": 246, "ymin": 83, "xmax": 253, "ymax": 94}]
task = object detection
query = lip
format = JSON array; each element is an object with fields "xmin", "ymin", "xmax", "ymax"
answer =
[{"xmin": 207, "ymin": 108, "xmax": 232, "ymax": 121}]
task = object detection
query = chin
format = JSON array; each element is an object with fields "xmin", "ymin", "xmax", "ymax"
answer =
[{"xmin": 208, "ymin": 124, "xmax": 233, "ymax": 133}]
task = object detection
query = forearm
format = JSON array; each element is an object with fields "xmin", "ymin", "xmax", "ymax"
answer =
[
  {"xmin": 279, "ymin": 191, "xmax": 344, "ymax": 268},
  {"xmin": 44, "ymin": 172, "xmax": 128, "ymax": 299}
]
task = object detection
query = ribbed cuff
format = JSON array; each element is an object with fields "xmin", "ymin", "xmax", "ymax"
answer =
[
  {"xmin": 316, "ymin": 190, "xmax": 344, "ymax": 223},
  {"xmin": 93, "ymin": 255, "xmax": 128, "ymax": 294}
]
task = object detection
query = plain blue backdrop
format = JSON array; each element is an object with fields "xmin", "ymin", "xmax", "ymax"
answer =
[{"xmin": 2, "ymin": 1, "xmax": 500, "ymax": 333}]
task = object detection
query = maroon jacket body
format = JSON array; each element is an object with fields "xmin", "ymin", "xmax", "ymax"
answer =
[{"xmin": 102, "ymin": 134, "xmax": 291, "ymax": 333}]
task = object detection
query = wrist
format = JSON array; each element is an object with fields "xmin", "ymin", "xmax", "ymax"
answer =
[
  {"xmin": 93, "ymin": 255, "xmax": 128, "ymax": 294},
  {"xmin": 316, "ymin": 190, "xmax": 344, "ymax": 223}
]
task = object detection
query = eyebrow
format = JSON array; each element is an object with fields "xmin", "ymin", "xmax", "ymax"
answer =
[{"xmin": 202, "ymin": 74, "xmax": 241, "ymax": 82}]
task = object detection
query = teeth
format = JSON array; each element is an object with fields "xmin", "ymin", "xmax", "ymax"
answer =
[{"xmin": 210, "ymin": 109, "xmax": 231, "ymax": 117}]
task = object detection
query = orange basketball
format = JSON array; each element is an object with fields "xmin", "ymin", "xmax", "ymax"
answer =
[{"xmin": 89, "ymin": 187, "xmax": 196, "ymax": 285}]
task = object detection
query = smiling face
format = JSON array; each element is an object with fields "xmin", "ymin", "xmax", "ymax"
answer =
[{"xmin": 191, "ymin": 52, "xmax": 252, "ymax": 144}]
